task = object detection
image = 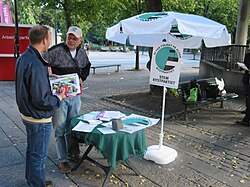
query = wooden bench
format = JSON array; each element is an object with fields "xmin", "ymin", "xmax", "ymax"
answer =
[
  {"xmin": 177, "ymin": 77, "xmax": 238, "ymax": 120},
  {"xmin": 91, "ymin": 64, "xmax": 121, "ymax": 74}
]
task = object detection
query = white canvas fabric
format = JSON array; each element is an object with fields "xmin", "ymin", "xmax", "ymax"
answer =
[{"xmin": 106, "ymin": 12, "xmax": 231, "ymax": 48}]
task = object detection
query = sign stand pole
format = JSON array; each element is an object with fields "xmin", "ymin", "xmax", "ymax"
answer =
[{"xmin": 144, "ymin": 86, "xmax": 178, "ymax": 164}]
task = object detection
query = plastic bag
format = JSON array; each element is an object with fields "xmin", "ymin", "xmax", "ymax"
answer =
[{"xmin": 186, "ymin": 87, "xmax": 198, "ymax": 102}]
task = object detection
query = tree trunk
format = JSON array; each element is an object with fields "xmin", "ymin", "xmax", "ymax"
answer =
[
  {"xmin": 235, "ymin": 0, "xmax": 250, "ymax": 45},
  {"xmin": 145, "ymin": 0, "xmax": 163, "ymax": 94},
  {"xmin": 64, "ymin": 10, "xmax": 71, "ymax": 29},
  {"xmin": 134, "ymin": 0, "xmax": 162, "ymax": 71},
  {"xmin": 63, "ymin": 0, "xmax": 72, "ymax": 29},
  {"xmin": 145, "ymin": 0, "xmax": 162, "ymax": 12},
  {"xmin": 135, "ymin": 46, "xmax": 139, "ymax": 70}
]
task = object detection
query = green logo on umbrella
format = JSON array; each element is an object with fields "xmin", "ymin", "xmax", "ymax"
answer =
[
  {"xmin": 137, "ymin": 13, "xmax": 192, "ymax": 40},
  {"xmin": 155, "ymin": 46, "xmax": 179, "ymax": 72},
  {"xmin": 137, "ymin": 12, "xmax": 168, "ymax": 21},
  {"xmin": 170, "ymin": 25, "xmax": 192, "ymax": 40}
]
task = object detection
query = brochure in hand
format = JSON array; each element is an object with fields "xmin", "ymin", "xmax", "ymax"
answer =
[{"xmin": 49, "ymin": 73, "xmax": 81, "ymax": 97}]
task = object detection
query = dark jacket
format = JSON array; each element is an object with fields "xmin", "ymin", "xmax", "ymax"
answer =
[
  {"xmin": 15, "ymin": 45, "xmax": 60, "ymax": 119},
  {"xmin": 44, "ymin": 43, "xmax": 91, "ymax": 81},
  {"xmin": 243, "ymin": 52, "xmax": 250, "ymax": 85}
]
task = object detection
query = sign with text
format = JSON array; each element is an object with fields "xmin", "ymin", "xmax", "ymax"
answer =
[
  {"xmin": 0, "ymin": 24, "xmax": 31, "ymax": 55},
  {"xmin": 0, "ymin": 24, "xmax": 32, "ymax": 80},
  {"xmin": 149, "ymin": 43, "xmax": 183, "ymax": 89}
]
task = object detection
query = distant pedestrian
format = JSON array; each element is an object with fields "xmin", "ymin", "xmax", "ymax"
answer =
[
  {"xmin": 237, "ymin": 49, "xmax": 250, "ymax": 126},
  {"xmin": 85, "ymin": 42, "xmax": 90, "ymax": 55},
  {"xmin": 15, "ymin": 25, "xmax": 66, "ymax": 187}
]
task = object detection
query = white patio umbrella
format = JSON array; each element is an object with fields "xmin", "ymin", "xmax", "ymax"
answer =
[
  {"xmin": 106, "ymin": 11, "xmax": 231, "ymax": 48},
  {"xmin": 106, "ymin": 12, "xmax": 231, "ymax": 165}
]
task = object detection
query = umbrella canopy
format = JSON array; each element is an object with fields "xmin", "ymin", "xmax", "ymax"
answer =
[{"xmin": 106, "ymin": 12, "xmax": 231, "ymax": 48}]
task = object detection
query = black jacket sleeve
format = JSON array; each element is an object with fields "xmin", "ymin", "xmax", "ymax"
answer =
[{"xmin": 80, "ymin": 62, "xmax": 91, "ymax": 81}]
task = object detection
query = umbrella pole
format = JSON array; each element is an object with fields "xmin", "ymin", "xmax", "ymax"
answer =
[
  {"xmin": 143, "ymin": 86, "xmax": 178, "ymax": 165},
  {"xmin": 159, "ymin": 86, "xmax": 167, "ymax": 149}
]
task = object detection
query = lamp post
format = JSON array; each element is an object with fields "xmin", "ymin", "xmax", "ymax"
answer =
[{"xmin": 13, "ymin": 0, "xmax": 20, "ymax": 59}]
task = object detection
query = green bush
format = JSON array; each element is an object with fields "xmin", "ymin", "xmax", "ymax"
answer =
[{"xmin": 90, "ymin": 45, "xmax": 102, "ymax": 51}]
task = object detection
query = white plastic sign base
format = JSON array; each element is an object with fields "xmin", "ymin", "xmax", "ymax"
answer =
[{"xmin": 144, "ymin": 145, "xmax": 178, "ymax": 165}]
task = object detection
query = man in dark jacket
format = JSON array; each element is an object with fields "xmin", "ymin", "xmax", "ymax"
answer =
[
  {"xmin": 237, "ymin": 49, "xmax": 250, "ymax": 126},
  {"xmin": 15, "ymin": 25, "xmax": 66, "ymax": 187},
  {"xmin": 44, "ymin": 26, "xmax": 91, "ymax": 173}
]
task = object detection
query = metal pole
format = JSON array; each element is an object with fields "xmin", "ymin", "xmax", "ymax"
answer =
[
  {"xmin": 14, "ymin": 0, "xmax": 20, "ymax": 59},
  {"xmin": 159, "ymin": 86, "xmax": 166, "ymax": 149},
  {"xmin": 54, "ymin": 9, "xmax": 57, "ymax": 44}
]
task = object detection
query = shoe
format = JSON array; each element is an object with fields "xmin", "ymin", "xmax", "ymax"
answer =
[
  {"xmin": 241, "ymin": 110, "xmax": 246, "ymax": 114},
  {"xmin": 236, "ymin": 120, "xmax": 249, "ymax": 126},
  {"xmin": 59, "ymin": 162, "xmax": 71, "ymax": 174},
  {"xmin": 45, "ymin": 181, "xmax": 53, "ymax": 187},
  {"xmin": 68, "ymin": 154, "xmax": 82, "ymax": 163}
]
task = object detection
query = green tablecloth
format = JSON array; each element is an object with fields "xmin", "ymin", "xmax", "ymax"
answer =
[{"xmin": 70, "ymin": 117, "xmax": 147, "ymax": 170}]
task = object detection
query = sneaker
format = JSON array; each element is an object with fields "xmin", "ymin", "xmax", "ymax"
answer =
[
  {"xmin": 45, "ymin": 181, "xmax": 53, "ymax": 187},
  {"xmin": 68, "ymin": 154, "xmax": 82, "ymax": 163},
  {"xmin": 59, "ymin": 162, "xmax": 71, "ymax": 174}
]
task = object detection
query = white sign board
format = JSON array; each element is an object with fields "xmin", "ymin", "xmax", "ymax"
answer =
[{"xmin": 149, "ymin": 43, "xmax": 183, "ymax": 89}]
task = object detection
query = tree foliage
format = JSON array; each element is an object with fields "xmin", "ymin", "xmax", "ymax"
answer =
[{"xmin": 12, "ymin": 0, "xmax": 240, "ymax": 44}]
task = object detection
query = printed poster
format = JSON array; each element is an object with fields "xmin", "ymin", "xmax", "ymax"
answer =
[
  {"xmin": 49, "ymin": 73, "xmax": 81, "ymax": 97},
  {"xmin": 149, "ymin": 43, "xmax": 183, "ymax": 89},
  {"xmin": 0, "ymin": 0, "xmax": 13, "ymax": 24}
]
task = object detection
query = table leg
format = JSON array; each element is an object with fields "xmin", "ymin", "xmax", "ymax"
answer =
[
  {"xmin": 102, "ymin": 167, "xmax": 112, "ymax": 187},
  {"xmin": 71, "ymin": 144, "xmax": 94, "ymax": 171},
  {"xmin": 71, "ymin": 144, "xmax": 113, "ymax": 187},
  {"xmin": 125, "ymin": 159, "xmax": 141, "ymax": 176}
]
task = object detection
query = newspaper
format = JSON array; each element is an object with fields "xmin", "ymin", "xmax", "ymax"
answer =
[{"xmin": 49, "ymin": 73, "xmax": 81, "ymax": 97}]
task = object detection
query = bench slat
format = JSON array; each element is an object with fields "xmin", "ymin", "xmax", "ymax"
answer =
[
  {"xmin": 91, "ymin": 64, "xmax": 121, "ymax": 74},
  {"xmin": 91, "ymin": 64, "xmax": 121, "ymax": 68}
]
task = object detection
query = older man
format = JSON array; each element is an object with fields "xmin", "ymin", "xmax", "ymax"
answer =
[{"xmin": 44, "ymin": 26, "xmax": 91, "ymax": 173}]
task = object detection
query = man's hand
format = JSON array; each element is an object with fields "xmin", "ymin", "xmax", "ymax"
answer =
[
  {"xmin": 79, "ymin": 78, "xmax": 83, "ymax": 87},
  {"xmin": 57, "ymin": 87, "xmax": 67, "ymax": 100}
]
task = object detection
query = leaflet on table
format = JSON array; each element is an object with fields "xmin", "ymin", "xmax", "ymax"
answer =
[
  {"xmin": 77, "ymin": 111, "xmax": 100, "ymax": 121},
  {"xmin": 72, "ymin": 121, "xmax": 97, "ymax": 132},
  {"xmin": 77, "ymin": 111, "xmax": 126, "ymax": 122},
  {"xmin": 49, "ymin": 73, "xmax": 81, "ymax": 97},
  {"xmin": 97, "ymin": 111, "xmax": 126, "ymax": 121},
  {"xmin": 97, "ymin": 127, "xmax": 116, "ymax": 134}
]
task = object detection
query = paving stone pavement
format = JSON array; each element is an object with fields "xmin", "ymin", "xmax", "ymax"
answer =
[{"xmin": 0, "ymin": 68, "xmax": 250, "ymax": 187}]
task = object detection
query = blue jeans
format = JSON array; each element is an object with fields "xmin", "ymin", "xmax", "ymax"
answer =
[
  {"xmin": 53, "ymin": 95, "xmax": 81, "ymax": 162},
  {"xmin": 24, "ymin": 120, "xmax": 51, "ymax": 187}
]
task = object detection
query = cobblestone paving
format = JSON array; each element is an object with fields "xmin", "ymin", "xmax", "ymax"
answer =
[
  {"xmin": 1, "ymin": 68, "xmax": 250, "ymax": 187},
  {"xmin": 77, "ymin": 70, "xmax": 250, "ymax": 187}
]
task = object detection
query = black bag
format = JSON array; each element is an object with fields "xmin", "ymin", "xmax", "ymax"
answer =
[{"xmin": 206, "ymin": 85, "xmax": 219, "ymax": 98}]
